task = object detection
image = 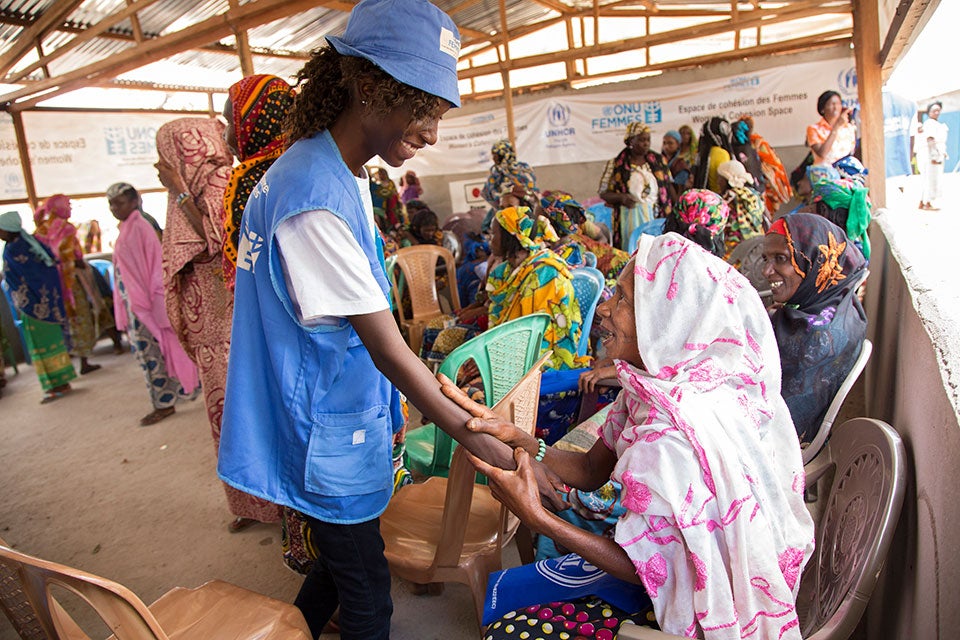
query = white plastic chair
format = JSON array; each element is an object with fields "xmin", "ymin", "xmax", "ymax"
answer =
[{"xmin": 801, "ymin": 338, "xmax": 872, "ymax": 465}]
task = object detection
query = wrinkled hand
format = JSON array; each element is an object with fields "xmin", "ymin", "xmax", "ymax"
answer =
[
  {"xmin": 578, "ymin": 364, "xmax": 618, "ymax": 394},
  {"xmin": 468, "ymin": 447, "xmax": 558, "ymax": 526},
  {"xmin": 155, "ymin": 159, "xmax": 184, "ymax": 193}
]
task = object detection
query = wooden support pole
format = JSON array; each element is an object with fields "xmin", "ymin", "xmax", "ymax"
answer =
[
  {"xmin": 853, "ymin": 0, "xmax": 885, "ymax": 207},
  {"xmin": 645, "ymin": 16, "xmax": 650, "ymax": 66},
  {"xmin": 564, "ymin": 17, "xmax": 576, "ymax": 81},
  {"xmin": 229, "ymin": 0, "xmax": 255, "ymax": 76},
  {"xmin": 35, "ymin": 42, "xmax": 51, "ymax": 79},
  {"xmin": 497, "ymin": 0, "xmax": 516, "ymax": 147},
  {"xmin": 126, "ymin": 0, "xmax": 145, "ymax": 43},
  {"xmin": 593, "ymin": 0, "xmax": 600, "ymax": 46},
  {"xmin": 208, "ymin": 92, "xmax": 216, "ymax": 116},
  {"xmin": 10, "ymin": 111, "xmax": 38, "ymax": 211},
  {"xmin": 732, "ymin": 0, "xmax": 741, "ymax": 49}
]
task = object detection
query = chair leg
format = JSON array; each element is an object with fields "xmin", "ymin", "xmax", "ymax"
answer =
[{"xmin": 515, "ymin": 525, "xmax": 536, "ymax": 565}]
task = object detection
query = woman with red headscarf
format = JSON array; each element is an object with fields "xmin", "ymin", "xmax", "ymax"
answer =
[
  {"xmin": 33, "ymin": 194, "xmax": 106, "ymax": 374},
  {"xmin": 221, "ymin": 74, "xmax": 295, "ymax": 290},
  {"xmin": 156, "ymin": 117, "xmax": 281, "ymax": 532}
]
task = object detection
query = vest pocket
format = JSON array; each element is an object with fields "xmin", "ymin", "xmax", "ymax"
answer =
[{"xmin": 304, "ymin": 405, "xmax": 392, "ymax": 497}]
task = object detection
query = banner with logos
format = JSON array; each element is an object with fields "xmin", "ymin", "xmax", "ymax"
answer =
[
  {"xmin": 0, "ymin": 111, "xmax": 189, "ymax": 200},
  {"xmin": 404, "ymin": 55, "xmax": 859, "ymax": 176}
]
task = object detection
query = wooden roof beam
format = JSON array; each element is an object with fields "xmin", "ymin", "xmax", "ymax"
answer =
[
  {"xmin": 460, "ymin": 0, "xmax": 850, "ymax": 79},
  {"xmin": 461, "ymin": 30, "xmax": 852, "ymax": 102},
  {"xmin": 0, "ymin": 0, "xmax": 86, "ymax": 77},
  {"xmin": 4, "ymin": 0, "xmax": 165, "ymax": 84},
  {"xmin": 0, "ymin": 0, "xmax": 343, "ymax": 107}
]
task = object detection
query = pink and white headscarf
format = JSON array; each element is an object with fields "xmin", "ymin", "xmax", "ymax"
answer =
[{"xmin": 600, "ymin": 233, "xmax": 814, "ymax": 639}]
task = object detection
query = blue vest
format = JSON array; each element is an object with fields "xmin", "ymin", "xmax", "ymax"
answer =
[{"xmin": 219, "ymin": 131, "xmax": 400, "ymax": 524}]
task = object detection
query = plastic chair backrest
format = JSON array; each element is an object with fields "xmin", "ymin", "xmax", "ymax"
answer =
[
  {"xmin": 390, "ymin": 245, "xmax": 460, "ymax": 322},
  {"xmin": 432, "ymin": 314, "xmax": 550, "ymax": 469},
  {"xmin": 0, "ymin": 542, "xmax": 169, "ymax": 639},
  {"xmin": 797, "ymin": 417, "xmax": 906, "ymax": 640},
  {"xmin": 86, "ymin": 259, "xmax": 114, "ymax": 292},
  {"xmin": 619, "ymin": 418, "xmax": 907, "ymax": 640},
  {"xmin": 627, "ymin": 219, "xmax": 666, "ymax": 253},
  {"xmin": 571, "ymin": 268, "xmax": 604, "ymax": 358},
  {"xmin": 0, "ymin": 536, "xmax": 48, "ymax": 640},
  {"xmin": 727, "ymin": 235, "xmax": 771, "ymax": 299},
  {"xmin": 802, "ymin": 339, "xmax": 872, "ymax": 465}
]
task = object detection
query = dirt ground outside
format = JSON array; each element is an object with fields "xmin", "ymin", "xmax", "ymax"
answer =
[{"xmin": 0, "ymin": 342, "xmax": 484, "ymax": 639}]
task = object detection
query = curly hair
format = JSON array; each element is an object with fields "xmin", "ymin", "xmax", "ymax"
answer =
[{"xmin": 286, "ymin": 47, "xmax": 449, "ymax": 145}]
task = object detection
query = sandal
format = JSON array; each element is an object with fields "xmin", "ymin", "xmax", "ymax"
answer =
[
  {"xmin": 140, "ymin": 407, "xmax": 175, "ymax": 426},
  {"xmin": 80, "ymin": 363, "xmax": 102, "ymax": 375},
  {"xmin": 228, "ymin": 517, "xmax": 258, "ymax": 533},
  {"xmin": 40, "ymin": 384, "xmax": 73, "ymax": 404}
]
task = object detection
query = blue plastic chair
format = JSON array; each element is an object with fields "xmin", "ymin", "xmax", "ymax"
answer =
[
  {"xmin": 627, "ymin": 218, "xmax": 667, "ymax": 253},
  {"xmin": 571, "ymin": 267, "xmax": 604, "ymax": 358},
  {"xmin": 1, "ymin": 279, "xmax": 29, "ymax": 365},
  {"xmin": 405, "ymin": 313, "xmax": 551, "ymax": 479}
]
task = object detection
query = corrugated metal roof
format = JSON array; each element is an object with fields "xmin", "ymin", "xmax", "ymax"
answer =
[{"xmin": 0, "ymin": 0, "xmax": 854, "ymax": 108}]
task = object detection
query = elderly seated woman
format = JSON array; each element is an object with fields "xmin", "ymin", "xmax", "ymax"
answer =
[
  {"xmin": 443, "ymin": 233, "xmax": 814, "ymax": 639},
  {"xmin": 762, "ymin": 212, "xmax": 867, "ymax": 445}
]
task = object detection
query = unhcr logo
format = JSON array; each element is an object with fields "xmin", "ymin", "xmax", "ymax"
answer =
[
  {"xmin": 838, "ymin": 67, "xmax": 858, "ymax": 96},
  {"xmin": 546, "ymin": 102, "xmax": 575, "ymax": 138},
  {"xmin": 724, "ymin": 75, "xmax": 760, "ymax": 91}
]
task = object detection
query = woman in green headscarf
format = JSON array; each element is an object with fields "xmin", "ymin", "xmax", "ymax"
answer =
[{"xmin": 0, "ymin": 210, "xmax": 76, "ymax": 402}]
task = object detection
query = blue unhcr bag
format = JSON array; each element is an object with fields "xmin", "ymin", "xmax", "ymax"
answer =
[{"xmin": 483, "ymin": 553, "xmax": 650, "ymax": 626}]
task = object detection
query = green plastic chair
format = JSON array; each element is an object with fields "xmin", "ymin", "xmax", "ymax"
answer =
[{"xmin": 405, "ymin": 313, "xmax": 551, "ymax": 478}]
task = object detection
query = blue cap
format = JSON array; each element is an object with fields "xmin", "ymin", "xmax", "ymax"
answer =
[{"xmin": 326, "ymin": 0, "xmax": 462, "ymax": 108}]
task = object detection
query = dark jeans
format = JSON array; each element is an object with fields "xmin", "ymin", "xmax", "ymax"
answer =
[{"xmin": 294, "ymin": 515, "xmax": 393, "ymax": 640}]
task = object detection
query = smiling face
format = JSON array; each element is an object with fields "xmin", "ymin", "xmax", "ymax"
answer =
[
  {"xmin": 762, "ymin": 233, "xmax": 803, "ymax": 303},
  {"xmin": 362, "ymin": 100, "xmax": 450, "ymax": 168},
  {"xmin": 929, "ymin": 104, "xmax": 942, "ymax": 120},
  {"xmin": 595, "ymin": 260, "xmax": 643, "ymax": 367},
  {"xmin": 662, "ymin": 135, "xmax": 679, "ymax": 156}
]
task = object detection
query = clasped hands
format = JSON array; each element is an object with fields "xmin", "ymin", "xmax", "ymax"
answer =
[{"xmin": 437, "ymin": 372, "xmax": 568, "ymax": 527}]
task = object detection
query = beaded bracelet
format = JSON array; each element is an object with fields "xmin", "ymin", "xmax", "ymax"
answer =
[
  {"xmin": 176, "ymin": 191, "xmax": 190, "ymax": 207},
  {"xmin": 534, "ymin": 437, "xmax": 547, "ymax": 462}
]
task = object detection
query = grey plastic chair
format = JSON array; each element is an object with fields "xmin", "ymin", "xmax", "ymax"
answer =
[
  {"xmin": 802, "ymin": 339, "xmax": 873, "ymax": 465},
  {"xmin": 617, "ymin": 417, "xmax": 907, "ymax": 640},
  {"xmin": 727, "ymin": 235, "xmax": 772, "ymax": 303}
]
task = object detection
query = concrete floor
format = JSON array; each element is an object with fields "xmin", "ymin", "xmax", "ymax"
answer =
[{"xmin": 0, "ymin": 343, "xmax": 495, "ymax": 640}]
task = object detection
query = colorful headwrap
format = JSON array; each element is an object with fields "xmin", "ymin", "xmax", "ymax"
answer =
[
  {"xmin": 491, "ymin": 139, "xmax": 517, "ymax": 167},
  {"xmin": 693, "ymin": 117, "xmax": 734, "ymax": 189},
  {"xmin": 673, "ymin": 189, "xmax": 729, "ymax": 240},
  {"xmin": 0, "ymin": 210, "xmax": 54, "ymax": 267},
  {"xmin": 222, "ymin": 75, "xmax": 295, "ymax": 288},
  {"xmin": 766, "ymin": 213, "xmax": 867, "ymax": 442},
  {"xmin": 495, "ymin": 206, "xmax": 539, "ymax": 250},
  {"xmin": 540, "ymin": 190, "xmax": 584, "ymax": 236},
  {"xmin": 664, "ymin": 130, "xmax": 682, "ymax": 145},
  {"xmin": 33, "ymin": 194, "xmax": 80, "ymax": 308},
  {"xmin": 805, "ymin": 165, "xmax": 872, "ymax": 259},
  {"xmin": 732, "ymin": 119, "xmax": 751, "ymax": 145},
  {"xmin": 624, "ymin": 122, "xmax": 651, "ymax": 143}
]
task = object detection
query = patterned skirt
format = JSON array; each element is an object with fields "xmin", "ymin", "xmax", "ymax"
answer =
[
  {"xmin": 21, "ymin": 315, "xmax": 76, "ymax": 392},
  {"xmin": 484, "ymin": 598, "xmax": 657, "ymax": 640}
]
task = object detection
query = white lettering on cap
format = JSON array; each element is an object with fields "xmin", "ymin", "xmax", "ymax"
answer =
[{"xmin": 439, "ymin": 27, "xmax": 460, "ymax": 59}]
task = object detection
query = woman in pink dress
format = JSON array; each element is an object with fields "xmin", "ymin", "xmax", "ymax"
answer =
[{"xmin": 156, "ymin": 118, "xmax": 281, "ymax": 532}]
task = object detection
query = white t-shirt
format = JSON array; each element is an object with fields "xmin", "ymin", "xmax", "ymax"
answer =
[{"xmin": 276, "ymin": 171, "xmax": 389, "ymax": 326}]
